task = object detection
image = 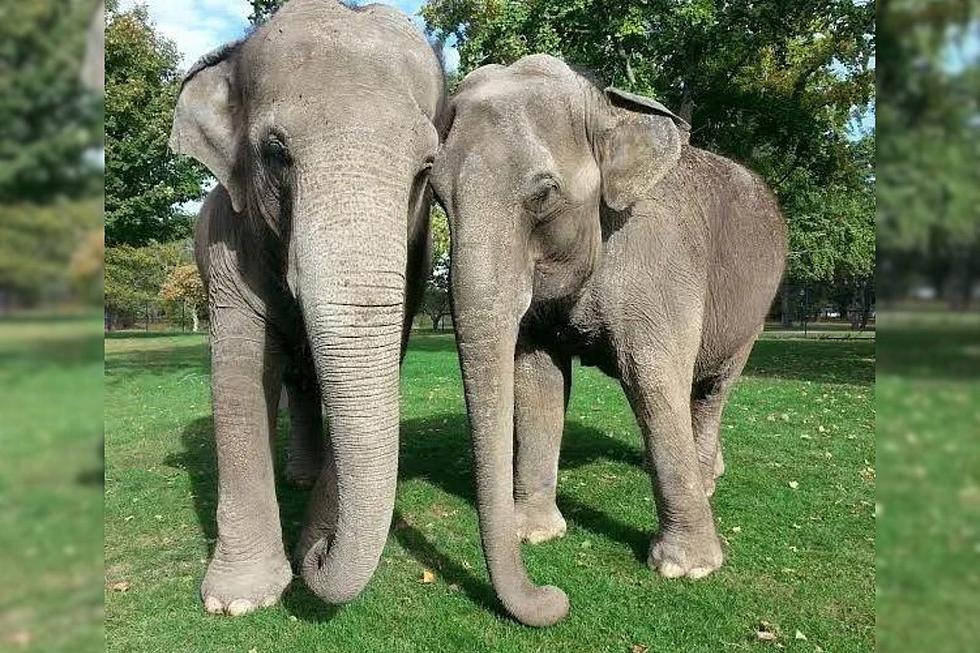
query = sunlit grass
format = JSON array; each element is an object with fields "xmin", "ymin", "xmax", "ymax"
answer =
[
  {"xmin": 0, "ymin": 317, "xmax": 103, "ymax": 653},
  {"xmin": 105, "ymin": 330, "xmax": 874, "ymax": 652}
]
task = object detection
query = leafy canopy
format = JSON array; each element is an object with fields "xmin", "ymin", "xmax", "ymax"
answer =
[
  {"xmin": 422, "ymin": 0, "xmax": 876, "ymax": 284},
  {"xmin": 104, "ymin": 4, "xmax": 209, "ymax": 246}
]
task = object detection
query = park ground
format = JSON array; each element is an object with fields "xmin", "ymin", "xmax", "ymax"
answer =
[
  {"xmin": 876, "ymin": 312, "xmax": 980, "ymax": 653},
  {"xmin": 102, "ymin": 326, "xmax": 875, "ymax": 653}
]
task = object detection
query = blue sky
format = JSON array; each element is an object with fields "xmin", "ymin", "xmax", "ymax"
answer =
[{"xmin": 121, "ymin": 0, "xmax": 458, "ymax": 70}]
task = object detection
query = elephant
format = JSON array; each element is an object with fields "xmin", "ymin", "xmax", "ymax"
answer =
[
  {"xmin": 429, "ymin": 54, "xmax": 787, "ymax": 627},
  {"xmin": 168, "ymin": 0, "xmax": 445, "ymax": 616}
]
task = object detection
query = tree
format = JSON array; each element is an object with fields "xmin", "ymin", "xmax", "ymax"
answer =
[
  {"xmin": 159, "ymin": 264, "xmax": 205, "ymax": 331},
  {"xmin": 0, "ymin": 0, "xmax": 103, "ymax": 203},
  {"xmin": 249, "ymin": 0, "xmax": 288, "ymax": 24},
  {"xmin": 104, "ymin": 241, "xmax": 186, "ymax": 328},
  {"xmin": 423, "ymin": 0, "xmax": 876, "ymax": 323},
  {"xmin": 104, "ymin": 4, "xmax": 209, "ymax": 246},
  {"xmin": 0, "ymin": 200, "xmax": 103, "ymax": 309},
  {"xmin": 877, "ymin": 0, "xmax": 980, "ymax": 308},
  {"xmin": 421, "ymin": 206, "xmax": 452, "ymax": 330},
  {"xmin": 0, "ymin": 0, "xmax": 103, "ymax": 310}
]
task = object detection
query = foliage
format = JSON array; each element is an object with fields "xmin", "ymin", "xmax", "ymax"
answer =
[
  {"xmin": 0, "ymin": 0, "xmax": 103, "ymax": 203},
  {"xmin": 70, "ymin": 227, "xmax": 106, "ymax": 306},
  {"xmin": 159, "ymin": 263, "xmax": 205, "ymax": 330},
  {"xmin": 877, "ymin": 1, "xmax": 980, "ymax": 307},
  {"xmin": 104, "ymin": 241, "xmax": 190, "ymax": 326},
  {"xmin": 0, "ymin": 0, "xmax": 103, "ymax": 310},
  {"xmin": 422, "ymin": 206, "xmax": 452, "ymax": 329},
  {"xmin": 105, "ymin": 331, "xmax": 874, "ymax": 652},
  {"xmin": 249, "ymin": 0, "xmax": 289, "ymax": 24},
  {"xmin": 421, "ymin": 0, "xmax": 876, "ymax": 292},
  {"xmin": 105, "ymin": 4, "xmax": 209, "ymax": 246},
  {"xmin": 0, "ymin": 200, "xmax": 103, "ymax": 307}
]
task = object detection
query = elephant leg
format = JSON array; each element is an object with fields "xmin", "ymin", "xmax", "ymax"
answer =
[
  {"xmin": 691, "ymin": 339, "xmax": 755, "ymax": 497},
  {"xmin": 622, "ymin": 352, "xmax": 723, "ymax": 580},
  {"xmin": 513, "ymin": 345, "xmax": 570, "ymax": 544},
  {"xmin": 284, "ymin": 362, "xmax": 324, "ymax": 488},
  {"xmin": 202, "ymin": 310, "xmax": 292, "ymax": 616}
]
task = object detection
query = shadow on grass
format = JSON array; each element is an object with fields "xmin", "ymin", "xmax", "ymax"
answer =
[
  {"xmin": 404, "ymin": 331, "xmax": 458, "ymax": 353},
  {"xmin": 105, "ymin": 330, "xmax": 203, "ymax": 339},
  {"xmin": 149, "ymin": 331, "xmax": 871, "ymax": 624},
  {"xmin": 876, "ymin": 322, "xmax": 979, "ymax": 381},
  {"xmin": 166, "ymin": 409, "xmax": 646, "ymax": 623},
  {"xmin": 0, "ymin": 333, "xmax": 103, "ymax": 368},
  {"xmin": 105, "ymin": 341, "xmax": 210, "ymax": 379},
  {"xmin": 743, "ymin": 338, "xmax": 874, "ymax": 385}
]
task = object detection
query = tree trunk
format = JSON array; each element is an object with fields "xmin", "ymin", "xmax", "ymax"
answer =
[{"xmin": 780, "ymin": 282, "xmax": 792, "ymax": 328}]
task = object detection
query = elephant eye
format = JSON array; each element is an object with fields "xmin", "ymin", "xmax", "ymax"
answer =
[
  {"xmin": 262, "ymin": 132, "xmax": 292, "ymax": 169},
  {"xmin": 525, "ymin": 176, "xmax": 561, "ymax": 220}
]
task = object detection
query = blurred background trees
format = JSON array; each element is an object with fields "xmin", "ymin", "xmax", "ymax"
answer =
[
  {"xmin": 0, "ymin": 0, "xmax": 104, "ymax": 312},
  {"xmin": 878, "ymin": 0, "xmax": 979, "ymax": 309}
]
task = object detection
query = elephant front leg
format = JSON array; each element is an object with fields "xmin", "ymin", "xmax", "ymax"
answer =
[
  {"xmin": 622, "ymin": 354, "xmax": 723, "ymax": 580},
  {"xmin": 283, "ymin": 363, "xmax": 324, "ymax": 488},
  {"xmin": 513, "ymin": 346, "xmax": 570, "ymax": 544},
  {"xmin": 203, "ymin": 317, "xmax": 292, "ymax": 616}
]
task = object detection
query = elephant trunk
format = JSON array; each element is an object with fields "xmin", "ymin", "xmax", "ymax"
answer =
[
  {"xmin": 449, "ymin": 228, "xmax": 570, "ymax": 627},
  {"xmin": 292, "ymin": 143, "xmax": 407, "ymax": 603}
]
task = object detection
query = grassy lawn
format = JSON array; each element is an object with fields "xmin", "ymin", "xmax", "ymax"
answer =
[
  {"xmin": 105, "ymin": 330, "xmax": 874, "ymax": 652},
  {"xmin": 876, "ymin": 312, "xmax": 980, "ymax": 653},
  {"xmin": 0, "ymin": 316, "xmax": 104, "ymax": 653}
]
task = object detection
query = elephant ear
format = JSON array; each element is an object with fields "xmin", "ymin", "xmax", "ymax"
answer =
[
  {"xmin": 169, "ymin": 42, "xmax": 245, "ymax": 212},
  {"xmin": 595, "ymin": 86, "xmax": 690, "ymax": 212}
]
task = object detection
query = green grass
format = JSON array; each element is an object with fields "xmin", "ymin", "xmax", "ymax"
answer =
[
  {"xmin": 0, "ymin": 316, "xmax": 104, "ymax": 653},
  {"xmin": 104, "ymin": 331, "xmax": 874, "ymax": 652},
  {"xmin": 876, "ymin": 312, "xmax": 980, "ymax": 653}
]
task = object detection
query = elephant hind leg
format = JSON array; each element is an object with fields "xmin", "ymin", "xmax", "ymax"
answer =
[
  {"xmin": 283, "ymin": 362, "xmax": 324, "ymax": 488},
  {"xmin": 691, "ymin": 339, "xmax": 755, "ymax": 497}
]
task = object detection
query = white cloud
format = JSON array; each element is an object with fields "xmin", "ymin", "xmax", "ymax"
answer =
[
  {"xmin": 119, "ymin": 0, "xmax": 460, "ymax": 73},
  {"xmin": 117, "ymin": 0, "xmax": 251, "ymax": 68}
]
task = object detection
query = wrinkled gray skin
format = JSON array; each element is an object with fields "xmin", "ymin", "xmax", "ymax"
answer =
[
  {"xmin": 169, "ymin": 0, "xmax": 444, "ymax": 616},
  {"xmin": 430, "ymin": 55, "xmax": 787, "ymax": 627}
]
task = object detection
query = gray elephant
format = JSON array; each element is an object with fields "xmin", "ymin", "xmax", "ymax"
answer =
[
  {"xmin": 430, "ymin": 55, "xmax": 787, "ymax": 626},
  {"xmin": 169, "ymin": 0, "xmax": 444, "ymax": 616}
]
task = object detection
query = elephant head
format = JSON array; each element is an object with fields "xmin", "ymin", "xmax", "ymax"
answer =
[
  {"xmin": 170, "ymin": 0, "xmax": 443, "ymax": 604},
  {"xmin": 429, "ymin": 54, "xmax": 688, "ymax": 626}
]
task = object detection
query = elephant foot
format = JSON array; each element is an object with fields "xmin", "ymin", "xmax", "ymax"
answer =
[
  {"xmin": 648, "ymin": 525, "xmax": 723, "ymax": 580},
  {"xmin": 516, "ymin": 502, "xmax": 567, "ymax": 544},
  {"xmin": 201, "ymin": 551, "xmax": 292, "ymax": 616}
]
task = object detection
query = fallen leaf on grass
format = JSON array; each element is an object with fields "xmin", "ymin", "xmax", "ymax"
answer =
[
  {"xmin": 756, "ymin": 620, "xmax": 778, "ymax": 643},
  {"xmin": 631, "ymin": 644, "xmax": 649, "ymax": 653},
  {"xmin": 108, "ymin": 580, "xmax": 130, "ymax": 592},
  {"xmin": 420, "ymin": 569, "xmax": 436, "ymax": 584}
]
